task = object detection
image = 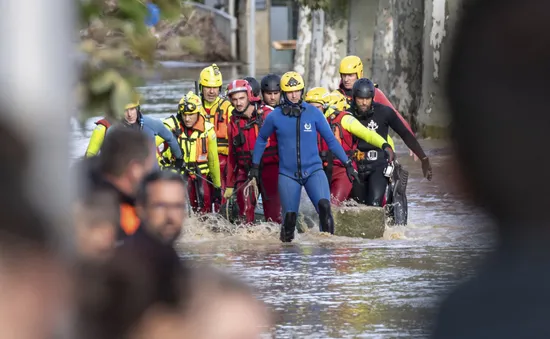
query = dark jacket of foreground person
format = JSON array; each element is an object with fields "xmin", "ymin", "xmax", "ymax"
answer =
[
  {"xmin": 76, "ymin": 223, "xmax": 187, "ymax": 339},
  {"xmin": 431, "ymin": 0, "xmax": 550, "ymax": 338}
]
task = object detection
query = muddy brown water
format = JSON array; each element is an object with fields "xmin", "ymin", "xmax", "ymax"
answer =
[{"xmin": 72, "ymin": 66, "xmax": 495, "ymax": 338}]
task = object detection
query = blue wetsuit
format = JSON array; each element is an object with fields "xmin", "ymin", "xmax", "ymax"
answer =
[
  {"xmin": 252, "ymin": 102, "xmax": 349, "ymax": 223},
  {"xmin": 107, "ymin": 115, "xmax": 182, "ymax": 170}
]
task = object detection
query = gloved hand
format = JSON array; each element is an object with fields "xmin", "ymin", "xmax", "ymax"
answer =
[
  {"xmin": 248, "ymin": 163, "xmax": 260, "ymax": 182},
  {"xmin": 224, "ymin": 187, "xmax": 234, "ymax": 199},
  {"xmin": 383, "ymin": 146, "xmax": 395, "ymax": 162},
  {"xmin": 421, "ymin": 157, "xmax": 433, "ymax": 181},
  {"xmin": 175, "ymin": 158, "xmax": 185, "ymax": 171},
  {"xmin": 213, "ymin": 187, "xmax": 222, "ymax": 204},
  {"xmin": 344, "ymin": 159, "xmax": 359, "ymax": 183}
]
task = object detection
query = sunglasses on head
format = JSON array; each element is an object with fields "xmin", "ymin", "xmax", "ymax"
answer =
[{"xmin": 178, "ymin": 102, "xmax": 197, "ymax": 113}]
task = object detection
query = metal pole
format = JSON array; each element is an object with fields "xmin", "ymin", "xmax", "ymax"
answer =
[
  {"xmin": 248, "ymin": 0, "xmax": 256, "ymax": 77},
  {"xmin": 0, "ymin": 0, "xmax": 74, "ymax": 245},
  {"xmin": 228, "ymin": 0, "xmax": 237, "ymax": 61}
]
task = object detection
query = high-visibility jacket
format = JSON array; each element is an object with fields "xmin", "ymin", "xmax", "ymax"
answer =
[
  {"xmin": 85, "ymin": 118, "xmax": 111, "ymax": 157},
  {"xmin": 162, "ymin": 115, "xmax": 221, "ymax": 188},
  {"xmin": 203, "ymin": 96, "xmax": 233, "ymax": 156}
]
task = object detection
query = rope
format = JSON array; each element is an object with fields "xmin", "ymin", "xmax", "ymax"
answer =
[{"xmin": 243, "ymin": 178, "xmax": 259, "ymax": 217}]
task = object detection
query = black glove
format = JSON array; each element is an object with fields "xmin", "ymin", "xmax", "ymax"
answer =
[
  {"xmin": 212, "ymin": 187, "xmax": 222, "ymax": 204},
  {"xmin": 344, "ymin": 159, "xmax": 359, "ymax": 183},
  {"xmin": 248, "ymin": 163, "xmax": 260, "ymax": 181},
  {"xmin": 421, "ymin": 157, "xmax": 433, "ymax": 181},
  {"xmin": 383, "ymin": 145, "xmax": 395, "ymax": 162},
  {"xmin": 175, "ymin": 158, "xmax": 185, "ymax": 171}
]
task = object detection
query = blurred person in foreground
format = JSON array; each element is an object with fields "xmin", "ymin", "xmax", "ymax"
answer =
[
  {"xmin": 91, "ymin": 128, "xmax": 155, "ymax": 240},
  {"xmin": 179, "ymin": 266, "xmax": 271, "ymax": 339},
  {"xmin": 0, "ymin": 120, "xmax": 69, "ymax": 339},
  {"xmin": 430, "ymin": 0, "xmax": 550, "ymax": 338},
  {"xmin": 73, "ymin": 188, "xmax": 118, "ymax": 263}
]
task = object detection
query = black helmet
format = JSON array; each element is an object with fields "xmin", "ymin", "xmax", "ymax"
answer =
[
  {"xmin": 243, "ymin": 76, "xmax": 261, "ymax": 98},
  {"xmin": 260, "ymin": 73, "xmax": 281, "ymax": 92},
  {"xmin": 352, "ymin": 78, "xmax": 376, "ymax": 100}
]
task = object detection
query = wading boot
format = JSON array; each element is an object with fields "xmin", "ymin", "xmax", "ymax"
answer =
[
  {"xmin": 281, "ymin": 212, "xmax": 297, "ymax": 242},
  {"xmin": 318, "ymin": 199, "xmax": 334, "ymax": 234}
]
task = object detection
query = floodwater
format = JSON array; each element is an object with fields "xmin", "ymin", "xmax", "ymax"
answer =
[{"xmin": 71, "ymin": 65, "xmax": 496, "ymax": 338}]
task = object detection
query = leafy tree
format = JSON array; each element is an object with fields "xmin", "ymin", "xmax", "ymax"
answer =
[{"xmin": 77, "ymin": 0, "xmax": 182, "ymax": 121}]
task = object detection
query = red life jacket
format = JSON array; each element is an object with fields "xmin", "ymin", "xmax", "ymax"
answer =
[
  {"xmin": 318, "ymin": 110, "xmax": 357, "ymax": 167},
  {"xmin": 228, "ymin": 106, "xmax": 278, "ymax": 169}
]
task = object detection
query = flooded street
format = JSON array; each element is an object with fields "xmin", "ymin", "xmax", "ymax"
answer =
[{"xmin": 71, "ymin": 68, "xmax": 496, "ymax": 338}]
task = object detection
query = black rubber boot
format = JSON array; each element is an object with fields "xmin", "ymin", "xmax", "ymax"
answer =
[
  {"xmin": 280, "ymin": 212, "xmax": 297, "ymax": 243},
  {"xmin": 318, "ymin": 199, "xmax": 334, "ymax": 234}
]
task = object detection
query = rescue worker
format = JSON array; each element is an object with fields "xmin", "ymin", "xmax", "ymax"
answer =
[
  {"xmin": 103, "ymin": 101, "xmax": 184, "ymax": 170},
  {"xmin": 260, "ymin": 73, "xmax": 282, "ymax": 108},
  {"xmin": 251, "ymin": 71, "xmax": 359, "ymax": 243},
  {"xmin": 224, "ymin": 80, "xmax": 281, "ymax": 224},
  {"xmin": 349, "ymin": 78, "xmax": 432, "ymax": 206},
  {"xmin": 198, "ymin": 64, "xmax": 233, "ymax": 197},
  {"xmin": 243, "ymin": 76, "xmax": 262, "ymax": 107},
  {"xmin": 162, "ymin": 91, "xmax": 222, "ymax": 214},
  {"xmin": 89, "ymin": 128, "xmax": 156, "ymax": 240},
  {"xmin": 85, "ymin": 116, "xmax": 112, "ymax": 157},
  {"xmin": 337, "ymin": 55, "xmax": 417, "ymax": 155},
  {"xmin": 305, "ymin": 88, "xmax": 395, "ymax": 205}
]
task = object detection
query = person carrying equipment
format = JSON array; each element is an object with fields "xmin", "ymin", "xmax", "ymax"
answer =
[
  {"xmin": 161, "ymin": 91, "xmax": 222, "ymax": 214},
  {"xmin": 250, "ymin": 71, "xmax": 359, "ymax": 243},
  {"xmin": 349, "ymin": 78, "xmax": 432, "ymax": 207},
  {"xmin": 260, "ymin": 74, "xmax": 282, "ymax": 108},
  {"xmin": 224, "ymin": 80, "xmax": 282, "ymax": 224},
  {"xmin": 305, "ymin": 88, "xmax": 395, "ymax": 205},
  {"xmin": 198, "ymin": 64, "xmax": 233, "ymax": 201}
]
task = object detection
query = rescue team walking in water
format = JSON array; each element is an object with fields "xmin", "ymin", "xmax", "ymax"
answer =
[
  {"xmin": 84, "ymin": 58, "xmax": 434, "ymax": 243},
  {"xmin": 250, "ymin": 71, "xmax": 359, "ymax": 242}
]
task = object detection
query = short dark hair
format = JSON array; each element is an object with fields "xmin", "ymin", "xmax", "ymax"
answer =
[
  {"xmin": 75, "ymin": 188, "xmax": 118, "ymax": 226},
  {"xmin": 98, "ymin": 128, "xmax": 151, "ymax": 177},
  {"xmin": 447, "ymin": 0, "xmax": 550, "ymax": 230},
  {"xmin": 136, "ymin": 170, "xmax": 186, "ymax": 205}
]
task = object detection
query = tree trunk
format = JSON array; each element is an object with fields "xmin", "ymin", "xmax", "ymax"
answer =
[
  {"xmin": 308, "ymin": 9, "xmax": 325, "ymax": 89},
  {"xmin": 293, "ymin": 6, "xmax": 312, "ymax": 78},
  {"xmin": 319, "ymin": 16, "xmax": 340, "ymax": 90},
  {"xmin": 372, "ymin": 0, "xmax": 424, "ymax": 126}
]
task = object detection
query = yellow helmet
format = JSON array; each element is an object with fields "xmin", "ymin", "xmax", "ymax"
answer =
[
  {"xmin": 280, "ymin": 71, "xmax": 305, "ymax": 92},
  {"xmin": 328, "ymin": 90, "xmax": 350, "ymax": 112},
  {"xmin": 304, "ymin": 87, "xmax": 330, "ymax": 105},
  {"xmin": 199, "ymin": 63, "xmax": 223, "ymax": 88},
  {"xmin": 178, "ymin": 91, "xmax": 203, "ymax": 115},
  {"xmin": 339, "ymin": 55, "xmax": 364, "ymax": 79},
  {"xmin": 124, "ymin": 92, "xmax": 141, "ymax": 110}
]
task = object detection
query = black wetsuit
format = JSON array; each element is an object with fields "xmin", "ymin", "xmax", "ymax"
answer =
[{"xmin": 350, "ymin": 102, "xmax": 427, "ymax": 206}]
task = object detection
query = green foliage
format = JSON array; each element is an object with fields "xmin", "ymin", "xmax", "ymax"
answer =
[{"xmin": 77, "ymin": 0, "xmax": 182, "ymax": 122}]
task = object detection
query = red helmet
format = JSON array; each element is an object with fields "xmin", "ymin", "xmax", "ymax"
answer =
[{"xmin": 226, "ymin": 79, "xmax": 260, "ymax": 102}]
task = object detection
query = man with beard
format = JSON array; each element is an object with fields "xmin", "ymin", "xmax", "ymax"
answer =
[
  {"xmin": 349, "ymin": 78, "xmax": 432, "ymax": 207},
  {"xmin": 260, "ymin": 73, "xmax": 281, "ymax": 108}
]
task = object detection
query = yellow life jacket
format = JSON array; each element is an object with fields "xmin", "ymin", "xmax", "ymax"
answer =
[{"xmin": 163, "ymin": 114, "xmax": 214, "ymax": 175}]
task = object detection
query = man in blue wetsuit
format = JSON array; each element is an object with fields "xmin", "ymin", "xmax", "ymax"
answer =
[{"xmin": 250, "ymin": 71, "xmax": 359, "ymax": 243}]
